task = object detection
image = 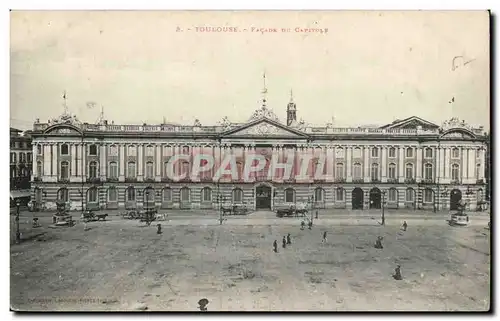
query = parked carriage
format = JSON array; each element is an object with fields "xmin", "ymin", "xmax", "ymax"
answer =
[{"xmin": 221, "ymin": 204, "xmax": 249, "ymax": 216}]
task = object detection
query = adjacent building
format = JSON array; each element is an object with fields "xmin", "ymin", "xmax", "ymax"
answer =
[
  {"xmin": 29, "ymin": 95, "xmax": 488, "ymax": 212},
  {"xmin": 10, "ymin": 127, "xmax": 33, "ymax": 204}
]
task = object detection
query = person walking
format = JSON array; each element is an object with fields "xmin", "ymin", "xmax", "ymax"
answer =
[
  {"xmin": 322, "ymin": 231, "xmax": 328, "ymax": 243},
  {"xmin": 282, "ymin": 236, "xmax": 287, "ymax": 249}
]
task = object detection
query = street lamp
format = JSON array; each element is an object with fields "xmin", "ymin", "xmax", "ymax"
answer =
[
  {"xmin": 381, "ymin": 190, "xmax": 386, "ymax": 226},
  {"xmin": 15, "ymin": 201, "xmax": 21, "ymax": 243}
]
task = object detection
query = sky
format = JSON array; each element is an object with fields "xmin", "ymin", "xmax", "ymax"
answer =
[{"xmin": 10, "ymin": 10, "xmax": 490, "ymax": 130}]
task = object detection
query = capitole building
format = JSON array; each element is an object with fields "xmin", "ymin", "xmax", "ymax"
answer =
[{"xmin": 29, "ymin": 90, "xmax": 488, "ymax": 213}]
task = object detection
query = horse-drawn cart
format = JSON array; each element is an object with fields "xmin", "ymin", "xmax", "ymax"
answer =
[{"xmin": 221, "ymin": 204, "xmax": 249, "ymax": 216}]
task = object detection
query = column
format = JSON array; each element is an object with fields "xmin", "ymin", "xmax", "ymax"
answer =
[
  {"xmin": 51, "ymin": 143, "xmax": 58, "ymax": 178},
  {"xmin": 100, "ymin": 144, "xmax": 106, "ymax": 179},
  {"xmin": 346, "ymin": 146, "xmax": 352, "ymax": 183},
  {"xmin": 416, "ymin": 147, "xmax": 422, "ymax": 181},
  {"xmin": 32, "ymin": 143, "xmax": 38, "ymax": 179},
  {"xmin": 363, "ymin": 146, "xmax": 370, "ymax": 181},
  {"xmin": 398, "ymin": 146, "xmax": 404, "ymax": 183},
  {"xmin": 70, "ymin": 144, "xmax": 77, "ymax": 179},
  {"xmin": 381, "ymin": 146, "xmax": 387, "ymax": 182},
  {"xmin": 119, "ymin": 144, "xmax": 125, "ymax": 180},
  {"xmin": 138, "ymin": 144, "xmax": 143, "ymax": 180},
  {"xmin": 81, "ymin": 143, "xmax": 86, "ymax": 178},
  {"xmin": 438, "ymin": 147, "xmax": 445, "ymax": 181},
  {"xmin": 479, "ymin": 148, "xmax": 486, "ymax": 180},
  {"xmin": 155, "ymin": 144, "xmax": 162, "ymax": 181},
  {"xmin": 467, "ymin": 148, "xmax": 475, "ymax": 182},
  {"xmin": 461, "ymin": 147, "xmax": 467, "ymax": 181},
  {"xmin": 326, "ymin": 145, "xmax": 334, "ymax": 182}
]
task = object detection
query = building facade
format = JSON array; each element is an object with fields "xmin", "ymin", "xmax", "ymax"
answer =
[
  {"xmin": 29, "ymin": 100, "xmax": 488, "ymax": 213},
  {"xmin": 10, "ymin": 128, "xmax": 32, "ymax": 203}
]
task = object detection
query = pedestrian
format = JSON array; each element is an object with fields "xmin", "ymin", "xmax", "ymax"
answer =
[
  {"xmin": 301, "ymin": 220, "xmax": 305, "ymax": 230},
  {"xmin": 322, "ymin": 231, "xmax": 327, "ymax": 243},
  {"xmin": 282, "ymin": 236, "xmax": 287, "ymax": 248},
  {"xmin": 315, "ymin": 210, "xmax": 319, "ymax": 219},
  {"xmin": 393, "ymin": 265, "xmax": 402, "ymax": 280},
  {"xmin": 308, "ymin": 220, "xmax": 313, "ymax": 230},
  {"xmin": 374, "ymin": 236, "xmax": 383, "ymax": 249},
  {"xmin": 287, "ymin": 233, "xmax": 292, "ymax": 245},
  {"xmin": 273, "ymin": 240, "xmax": 278, "ymax": 253},
  {"xmin": 157, "ymin": 223, "xmax": 162, "ymax": 235},
  {"xmin": 402, "ymin": 221, "xmax": 408, "ymax": 231}
]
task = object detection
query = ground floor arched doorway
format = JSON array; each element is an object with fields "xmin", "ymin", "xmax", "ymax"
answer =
[
  {"xmin": 256, "ymin": 184, "xmax": 272, "ymax": 209},
  {"xmin": 370, "ymin": 187, "xmax": 381, "ymax": 209},
  {"xmin": 352, "ymin": 187, "xmax": 364, "ymax": 210},
  {"xmin": 450, "ymin": 189, "xmax": 462, "ymax": 211}
]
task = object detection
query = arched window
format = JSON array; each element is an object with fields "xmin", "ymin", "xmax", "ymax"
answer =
[
  {"xmin": 60, "ymin": 161, "xmax": 69, "ymax": 179},
  {"xmin": 336, "ymin": 187, "xmax": 345, "ymax": 202},
  {"xmin": 145, "ymin": 161, "xmax": 154, "ymax": 179},
  {"xmin": 388, "ymin": 147, "xmax": 396, "ymax": 158},
  {"xmin": 425, "ymin": 148, "xmax": 433, "ymax": 158},
  {"xmin": 424, "ymin": 163, "xmax": 433, "ymax": 180},
  {"xmin": 232, "ymin": 188, "xmax": 243, "ymax": 203},
  {"xmin": 109, "ymin": 162, "xmax": 118, "ymax": 179},
  {"xmin": 405, "ymin": 163, "xmax": 414, "ymax": 179},
  {"xmin": 451, "ymin": 164, "xmax": 460, "ymax": 181},
  {"xmin": 335, "ymin": 147, "xmax": 345, "ymax": 158},
  {"xmin": 127, "ymin": 162, "xmax": 136, "ymax": 178},
  {"xmin": 36, "ymin": 161, "xmax": 42, "ymax": 177},
  {"xmin": 180, "ymin": 187, "xmax": 191, "ymax": 202},
  {"xmin": 201, "ymin": 187, "xmax": 212, "ymax": 202},
  {"xmin": 89, "ymin": 144, "xmax": 98, "ymax": 156},
  {"xmin": 146, "ymin": 145, "xmax": 155, "ymax": 157},
  {"xmin": 353, "ymin": 163, "xmax": 362, "ymax": 179},
  {"xmin": 60, "ymin": 144, "xmax": 69, "ymax": 155},
  {"xmin": 371, "ymin": 163, "xmax": 379, "ymax": 180},
  {"xmin": 476, "ymin": 163, "xmax": 482, "ymax": 179},
  {"xmin": 353, "ymin": 147, "xmax": 362, "ymax": 158},
  {"xmin": 57, "ymin": 188, "xmax": 69, "ymax": 202},
  {"xmin": 452, "ymin": 148, "xmax": 460, "ymax": 158},
  {"xmin": 314, "ymin": 188, "xmax": 325, "ymax": 202},
  {"xmin": 388, "ymin": 188, "xmax": 398, "ymax": 202},
  {"xmin": 388, "ymin": 163, "xmax": 396, "ymax": 179},
  {"xmin": 406, "ymin": 147, "xmax": 414, "ymax": 158},
  {"xmin": 87, "ymin": 187, "xmax": 98, "ymax": 203},
  {"xmin": 335, "ymin": 163, "xmax": 344, "ymax": 179},
  {"xmin": 424, "ymin": 188, "xmax": 434, "ymax": 203},
  {"xmin": 126, "ymin": 187, "xmax": 136, "ymax": 202},
  {"xmin": 162, "ymin": 187, "xmax": 172, "ymax": 202},
  {"xmin": 284, "ymin": 188, "xmax": 295, "ymax": 203},
  {"xmin": 109, "ymin": 145, "xmax": 118, "ymax": 156},
  {"xmin": 88, "ymin": 161, "xmax": 98, "ymax": 178},
  {"xmin": 107, "ymin": 187, "xmax": 117, "ymax": 202},
  {"xmin": 405, "ymin": 188, "xmax": 414, "ymax": 202},
  {"xmin": 127, "ymin": 145, "xmax": 136, "ymax": 156}
]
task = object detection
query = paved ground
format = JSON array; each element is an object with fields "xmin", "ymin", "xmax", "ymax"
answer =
[{"xmin": 10, "ymin": 210, "xmax": 491, "ymax": 311}]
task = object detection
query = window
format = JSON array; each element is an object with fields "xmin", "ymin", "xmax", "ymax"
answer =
[
  {"xmin": 146, "ymin": 162, "xmax": 154, "ymax": 179},
  {"xmin": 19, "ymin": 153, "xmax": 25, "ymax": 162},
  {"xmin": 57, "ymin": 188, "xmax": 69, "ymax": 202},
  {"xmin": 424, "ymin": 163, "xmax": 433, "ymax": 180},
  {"xmin": 37, "ymin": 145, "xmax": 42, "ymax": 155},
  {"xmin": 146, "ymin": 145, "xmax": 155, "ymax": 157},
  {"xmin": 452, "ymin": 148, "xmax": 460, "ymax": 158},
  {"xmin": 127, "ymin": 162, "xmax": 136, "ymax": 178},
  {"xmin": 353, "ymin": 148, "xmax": 362, "ymax": 158},
  {"xmin": 109, "ymin": 162, "xmax": 118, "ymax": 179},
  {"xmin": 388, "ymin": 188, "xmax": 397, "ymax": 202},
  {"xmin": 181, "ymin": 162, "xmax": 190, "ymax": 176},
  {"xmin": 89, "ymin": 161, "xmax": 98, "ymax": 178},
  {"xmin": 36, "ymin": 161, "xmax": 42, "ymax": 177},
  {"xmin": 182, "ymin": 146, "xmax": 190, "ymax": 155},
  {"xmin": 314, "ymin": 188, "xmax": 324, "ymax": 202},
  {"xmin": 405, "ymin": 163, "xmax": 414, "ymax": 179},
  {"xmin": 128, "ymin": 145, "xmax": 136, "ymax": 156},
  {"xmin": 10, "ymin": 153, "xmax": 15, "ymax": 163},
  {"xmin": 232, "ymin": 188, "xmax": 243, "ymax": 203},
  {"xmin": 163, "ymin": 161, "xmax": 170, "ymax": 177},
  {"xmin": 451, "ymin": 164, "xmax": 460, "ymax": 181},
  {"xmin": 201, "ymin": 187, "xmax": 212, "ymax": 202},
  {"xmin": 405, "ymin": 188, "xmax": 414, "ymax": 202},
  {"xmin": 144, "ymin": 188, "xmax": 155, "ymax": 202},
  {"xmin": 87, "ymin": 188, "xmax": 98, "ymax": 203},
  {"xmin": 60, "ymin": 161, "xmax": 69, "ymax": 179},
  {"xmin": 425, "ymin": 148, "xmax": 433, "ymax": 158},
  {"xmin": 371, "ymin": 147, "xmax": 379, "ymax": 158},
  {"xmin": 388, "ymin": 147, "xmax": 396, "ymax": 158},
  {"xmin": 388, "ymin": 163, "xmax": 396, "ymax": 179},
  {"xmin": 406, "ymin": 148, "xmax": 413, "ymax": 158},
  {"xmin": 61, "ymin": 144, "xmax": 69, "ymax": 155},
  {"xmin": 476, "ymin": 164, "xmax": 481, "ymax": 179},
  {"xmin": 108, "ymin": 187, "xmax": 117, "ymax": 202},
  {"xmin": 353, "ymin": 163, "xmax": 362, "ymax": 179},
  {"xmin": 180, "ymin": 187, "xmax": 191, "ymax": 202},
  {"xmin": 162, "ymin": 188, "xmax": 172, "ymax": 202},
  {"xmin": 335, "ymin": 163, "xmax": 344, "ymax": 179},
  {"xmin": 109, "ymin": 145, "xmax": 118, "ymax": 156},
  {"xmin": 284, "ymin": 188, "xmax": 295, "ymax": 203},
  {"xmin": 126, "ymin": 187, "xmax": 136, "ymax": 202},
  {"xmin": 335, "ymin": 147, "xmax": 345, "ymax": 158},
  {"xmin": 477, "ymin": 189, "xmax": 484, "ymax": 202},
  {"xmin": 424, "ymin": 189, "xmax": 433, "ymax": 203},
  {"xmin": 89, "ymin": 144, "xmax": 98, "ymax": 156},
  {"xmin": 371, "ymin": 163, "xmax": 379, "ymax": 180},
  {"xmin": 27, "ymin": 153, "xmax": 32, "ymax": 163},
  {"xmin": 336, "ymin": 188, "xmax": 344, "ymax": 202}
]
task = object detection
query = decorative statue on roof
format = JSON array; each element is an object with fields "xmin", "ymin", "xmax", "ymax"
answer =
[
  {"xmin": 248, "ymin": 106, "xmax": 280, "ymax": 122},
  {"xmin": 194, "ymin": 119, "xmax": 202, "ymax": 127},
  {"xmin": 218, "ymin": 116, "xmax": 232, "ymax": 130}
]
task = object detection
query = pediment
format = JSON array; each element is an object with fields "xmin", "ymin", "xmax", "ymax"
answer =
[
  {"xmin": 440, "ymin": 128, "xmax": 476, "ymax": 139},
  {"xmin": 222, "ymin": 118, "xmax": 308, "ymax": 138},
  {"xmin": 381, "ymin": 116, "xmax": 439, "ymax": 130},
  {"xmin": 43, "ymin": 124, "xmax": 82, "ymax": 135}
]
